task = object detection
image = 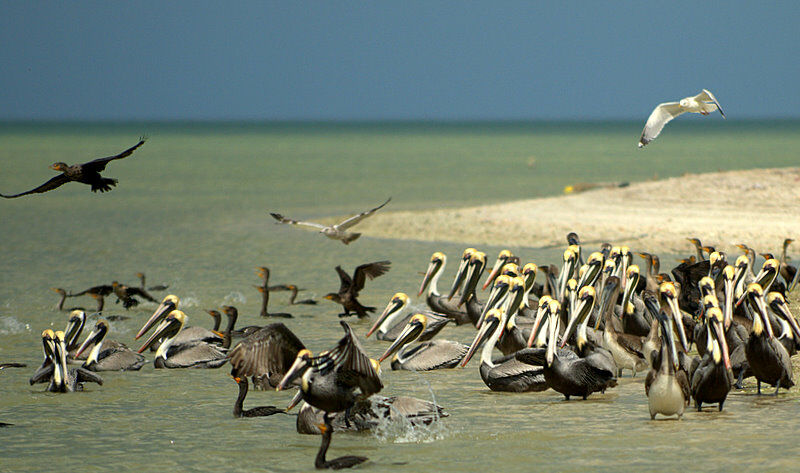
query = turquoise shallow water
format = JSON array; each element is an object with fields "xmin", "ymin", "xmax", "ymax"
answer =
[{"xmin": 1, "ymin": 121, "xmax": 800, "ymax": 472}]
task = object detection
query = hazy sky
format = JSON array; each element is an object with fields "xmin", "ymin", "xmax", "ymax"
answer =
[{"xmin": 1, "ymin": 1, "xmax": 798, "ymax": 121}]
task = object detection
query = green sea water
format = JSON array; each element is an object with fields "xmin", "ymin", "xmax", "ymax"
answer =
[{"xmin": 1, "ymin": 121, "xmax": 799, "ymax": 472}]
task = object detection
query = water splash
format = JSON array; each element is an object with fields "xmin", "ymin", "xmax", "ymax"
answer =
[
  {"xmin": 0, "ymin": 316, "xmax": 31, "ymax": 335},
  {"xmin": 371, "ymin": 372, "xmax": 453, "ymax": 444},
  {"xmin": 222, "ymin": 292, "xmax": 247, "ymax": 305},
  {"xmin": 179, "ymin": 296, "xmax": 201, "ymax": 308}
]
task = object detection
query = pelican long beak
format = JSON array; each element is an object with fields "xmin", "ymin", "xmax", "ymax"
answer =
[
  {"xmin": 75, "ymin": 328, "xmax": 101, "ymax": 358},
  {"xmin": 418, "ymin": 260, "xmax": 440, "ymax": 297},
  {"xmin": 620, "ymin": 269, "xmax": 639, "ymax": 317},
  {"xmin": 482, "ymin": 257, "xmax": 506, "ymax": 291},
  {"xmin": 458, "ymin": 255, "xmax": 486, "ymax": 308},
  {"xmin": 722, "ymin": 276, "xmax": 734, "ymax": 330},
  {"xmin": 378, "ymin": 320, "xmax": 423, "ymax": 363},
  {"xmin": 285, "ymin": 389, "xmax": 304, "ymax": 411},
  {"xmin": 561, "ymin": 292, "xmax": 594, "ymax": 348},
  {"xmin": 545, "ymin": 310, "xmax": 559, "ymax": 366},
  {"xmin": 367, "ymin": 297, "xmax": 406, "ymax": 338},
  {"xmin": 460, "ymin": 315, "xmax": 499, "ymax": 367},
  {"xmin": 749, "ymin": 290, "xmax": 774, "ymax": 339},
  {"xmin": 658, "ymin": 311, "xmax": 679, "ymax": 371},
  {"xmin": 448, "ymin": 251, "xmax": 472, "ymax": 300},
  {"xmin": 137, "ymin": 316, "xmax": 181, "ymax": 353},
  {"xmin": 710, "ymin": 317, "xmax": 731, "ymax": 371},
  {"xmin": 477, "ymin": 279, "xmax": 509, "ymax": 328},
  {"xmin": 276, "ymin": 355, "xmax": 311, "ymax": 391},
  {"xmin": 136, "ymin": 299, "xmax": 176, "ymax": 339},
  {"xmin": 664, "ymin": 295, "xmax": 690, "ymax": 352},
  {"xmin": 527, "ymin": 301, "xmax": 549, "ymax": 347},
  {"xmin": 770, "ymin": 295, "xmax": 800, "ymax": 342}
]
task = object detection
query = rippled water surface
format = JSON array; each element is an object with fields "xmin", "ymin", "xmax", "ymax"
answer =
[{"xmin": 2, "ymin": 122, "xmax": 800, "ymax": 472}]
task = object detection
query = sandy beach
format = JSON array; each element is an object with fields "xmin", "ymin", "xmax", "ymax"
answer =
[{"xmin": 356, "ymin": 167, "xmax": 800, "ymax": 255}]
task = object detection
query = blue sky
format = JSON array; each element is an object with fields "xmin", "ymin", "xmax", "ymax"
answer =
[{"xmin": 1, "ymin": 1, "xmax": 797, "ymax": 120}]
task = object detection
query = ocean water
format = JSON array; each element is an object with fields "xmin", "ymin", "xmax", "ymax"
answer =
[{"xmin": 1, "ymin": 121, "xmax": 800, "ymax": 472}]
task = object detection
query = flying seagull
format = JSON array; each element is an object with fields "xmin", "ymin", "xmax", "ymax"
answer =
[
  {"xmin": 270, "ymin": 197, "xmax": 391, "ymax": 245},
  {"xmin": 638, "ymin": 89, "xmax": 725, "ymax": 148},
  {"xmin": 1, "ymin": 138, "xmax": 147, "ymax": 198}
]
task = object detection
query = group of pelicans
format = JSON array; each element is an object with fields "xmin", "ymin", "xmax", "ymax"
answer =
[{"xmin": 20, "ymin": 233, "xmax": 800, "ymax": 469}]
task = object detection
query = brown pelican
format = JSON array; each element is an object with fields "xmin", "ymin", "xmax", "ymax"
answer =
[
  {"xmin": 645, "ymin": 309, "xmax": 691, "ymax": 419},
  {"xmin": 744, "ymin": 284, "xmax": 794, "ymax": 395},
  {"xmin": 1, "ymin": 138, "xmax": 146, "ymax": 198},
  {"xmin": 277, "ymin": 321, "xmax": 383, "ymax": 415},
  {"xmin": 74, "ymin": 320, "xmax": 145, "ymax": 371},
  {"xmin": 324, "ymin": 261, "xmax": 391, "ymax": 318},
  {"xmin": 460, "ymin": 309, "xmax": 547, "ymax": 392},
  {"xmin": 135, "ymin": 295, "xmax": 222, "ymax": 348},
  {"xmin": 378, "ymin": 314, "xmax": 469, "ymax": 371},
  {"xmin": 29, "ymin": 330, "xmax": 57, "ymax": 385},
  {"xmin": 365, "ymin": 293, "xmax": 451, "ymax": 342},
  {"xmin": 418, "ymin": 252, "xmax": 470, "ymax": 324},
  {"xmin": 50, "ymin": 331, "xmax": 104, "ymax": 392},
  {"xmin": 453, "ymin": 250, "xmax": 488, "ymax": 326},
  {"xmin": 520, "ymin": 299, "xmax": 616, "ymax": 400},
  {"xmin": 270, "ymin": 197, "xmax": 390, "ymax": 245},
  {"xmin": 137, "ymin": 311, "xmax": 228, "ymax": 369},
  {"xmin": 227, "ymin": 321, "xmax": 307, "ymax": 391},
  {"xmin": 231, "ymin": 375, "xmax": 285, "ymax": 418},
  {"xmin": 690, "ymin": 308, "xmax": 732, "ymax": 411},
  {"xmin": 476, "ymin": 274, "xmax": 512, "ymax": 328}
]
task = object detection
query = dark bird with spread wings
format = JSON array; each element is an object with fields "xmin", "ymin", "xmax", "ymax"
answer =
[
  {"xmin": 1, "ymin": 138, "xmax": 147, "ymax": 198},
  {"xmin": 270, "ymin": 198, "xmax": 390, "ymax": 244},
  {"xmin": 324, "ymin": 261, "xmax": 391, "ymax": 318}
]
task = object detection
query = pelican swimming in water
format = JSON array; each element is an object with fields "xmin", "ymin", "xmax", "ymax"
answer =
[
  {"xmin": 270, "ymin": 197, "xmax": 390, "ymax": 245},
  {"xmin": 135, "ymin": 295, "xmax": 223, "ymax": 348},
  {"xmin": 365, "ymin": 293, "xmax": 451, "ymax": 342},
  {"xmin": 137, "ymin": 311, "xmax": 228, "ymax": 369},
  {"xmin": 75, "ymin": 320, "xmax": 145, "ymax": 371},
  {"xmin": 418, "ymin": 252, "xmax": 470, "ymax": 324},
  {"xmin": 460, "ymin": 308, "xmax": 547, "ymax": 392},
  {"xmin": 645, "ymin": 309, "xmax": 691, "ymax": 419},
  {"xmin": 378, "ymin": 314, "xmax": 469, "ymax": 371},
  {"xmin": 49, "ymin": 331, "xmax": 104, "ymax": 392}
]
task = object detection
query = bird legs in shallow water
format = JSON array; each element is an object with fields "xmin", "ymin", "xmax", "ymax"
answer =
[
  {"xmin": 315, "ymin": 412, "xmax": 367, "ymax": 470},
  {"xmin": 756, "ymin": 379, "xmax": 782, "ymax": 396}
]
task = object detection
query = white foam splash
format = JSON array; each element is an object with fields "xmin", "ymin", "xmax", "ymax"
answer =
[
  {"xmin": 222, "ymin": 292, "xmax": 247, "ymax": 305},
  {"xmin": 179, "ymin": 296, "xmax": 201, "ymax": 308},
  {"xmin": 371, "ymin": 372, "xmax": 453, "ymax": 444},
  {"xmin": 0, "ymin": 316, "xmax": 31, "ymax": 335}
]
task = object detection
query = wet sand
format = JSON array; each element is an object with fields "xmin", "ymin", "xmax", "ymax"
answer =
[{"xmin": 356, "ymin": 167, "xmax": 800, "ymax": 254}]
